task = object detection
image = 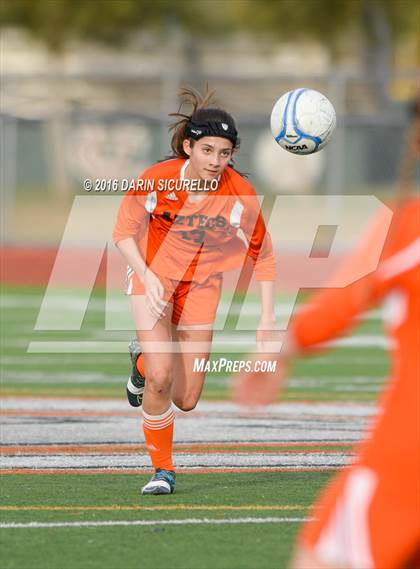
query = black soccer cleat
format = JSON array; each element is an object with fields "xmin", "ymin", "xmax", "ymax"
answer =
[{"xmin": 126, "ymin": 339, "xmax": 145, "ymax": 408}]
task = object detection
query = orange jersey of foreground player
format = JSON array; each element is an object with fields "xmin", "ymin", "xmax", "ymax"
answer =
[
  {"xmin": 113, "ymin": 158, "xmax": 276, "ymax": 283},
  {"xmin": 291, "ymin": 198, "xmax": 420, "ymax": 568}
]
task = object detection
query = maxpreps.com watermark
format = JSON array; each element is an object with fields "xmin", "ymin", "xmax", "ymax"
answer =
[
  {"xmin": 83, "ymin": 178, "xmax": 219, "ymax": 192},
  {"xmin": 193, "ymin": 358, "xmax": 277, "ymax": 374}
]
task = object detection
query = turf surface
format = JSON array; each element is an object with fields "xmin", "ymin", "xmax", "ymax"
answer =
[
  {"xmin": 0, "ymin": 472, "xmax": 333, "ymax": 569},
  {"xmin": 1, "ymin": 285, "xmax": 388, "ymax": 568},
  {"xmin": 1, "ymin": 285, "xmax": 389, "ymax": 401}
]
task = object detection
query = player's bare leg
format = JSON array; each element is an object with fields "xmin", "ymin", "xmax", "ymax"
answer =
[
  {"xmin": 171, "ymin": 324, "xmax": 213, "ymax": 411},
  {"xmin": 130, "ymin": 294, "xmax": 174, "ymax": 414},
  {"xmin": 131, "ymin": 295, "xmax": 176, "ymax": 494}
]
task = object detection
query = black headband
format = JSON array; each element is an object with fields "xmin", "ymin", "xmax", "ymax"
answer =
[{"xmin": 185, "ymin": 118, "xmax": 238, "ymax": 147}]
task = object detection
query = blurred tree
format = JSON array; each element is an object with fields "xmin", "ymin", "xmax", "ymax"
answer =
[
  {"xmin": 0, "ymin": 0, "xmax": 418, "ymax": 52},
  {"xmin": 0, "ymin": 0, "xmax": 238, "ymax": 51},
  {"xmin": 226, "ymin": 0, "xmax": 419, "ymax": 48}
]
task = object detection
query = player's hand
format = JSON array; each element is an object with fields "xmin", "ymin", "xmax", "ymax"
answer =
[
  {"xmin": 256, "ymin": 318, "xmax": 281, "ymax": 353},
  {"xmin": 233, "ymin": 353, "xmax": 287, "ymax": 407},
  {"xmin": 143, "ymin": 269, "xmax": 167, "ymax": 319}
]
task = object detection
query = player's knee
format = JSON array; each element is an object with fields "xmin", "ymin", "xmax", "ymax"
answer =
[
  {"xmin": 178, "ymin": 401, "xmax": 197, "ymax": 412},
  {"xmin": 146, "ymin": 368, "xmax": 172, "ymax": 394},
  {"xmin": 172, "ymin": 396, "xmax": 198, "ymax": 412}
]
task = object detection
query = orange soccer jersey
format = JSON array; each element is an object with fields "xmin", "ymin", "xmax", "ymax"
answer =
[
  {"xmin": 112, "ymin": 158, "xmax": 276, "ymax": 284},
  {"xmin": 291, "ymin": 198, "xmax": 420, "ymax": 568}
]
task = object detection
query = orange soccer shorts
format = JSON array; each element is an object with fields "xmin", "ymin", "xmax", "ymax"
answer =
[
  {"xmin": 299, "ymin": 462, "xmax": 420, "ymax": 568},
  {"xmin": 126, "ymin": 269, "xmax": 223, "ymax": 326}
]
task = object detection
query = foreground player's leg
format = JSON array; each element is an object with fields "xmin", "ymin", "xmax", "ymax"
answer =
[
  {"xmin": 140, "ymin": 325, "xmax": 212, "ymax": 494},
  {"xmin": 141, "ymin": 374, "xmax": 176, "ymax": 495},
  {"xmin": 142, "ymin": 326, "xmax": 212, "ymax": 495},
  {"xmin": 171, "ymin": 325, "xmax": 213, "ymax": 412},
  {"xmin": 141, "ymin": 405, "xmax": 176, "ymax": 495},
  {"xmin": 131, "ymin": 294, "xmax": 177, "ymax": 495},
  {"xmin": 170, "ymin": 275, "xmax": 219, "ymax": 410}
]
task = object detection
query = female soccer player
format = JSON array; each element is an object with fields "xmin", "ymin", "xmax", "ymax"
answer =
[
  {"xmin": 235, "ymin": 98, "xmax": 420, "ymax": 568},
  {"xmin": 113, "ymin": 87, "xmax": 276, "ymax": 495},
  {"xmin": 235, "ymin": 198, "xmax": 420, "ymax": 567}
]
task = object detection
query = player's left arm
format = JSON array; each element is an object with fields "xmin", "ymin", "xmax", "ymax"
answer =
[
  {"xmin": 239, "ymin": 195, "xmax": 278, "ymax": 347},
  {"xmin": 242, "ymin": 205, "xmax": 276, "ymax": 282},
  {"xmin": 234, "ymin": 201, "xmax": 401, "ymax": 406}
]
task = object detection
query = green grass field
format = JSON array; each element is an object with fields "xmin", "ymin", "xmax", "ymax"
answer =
[
  {"xmin": 1, "ymin": 284, "xmax": 389, "ymax": 400},
  {"xmin": 0, "ymin": 284, "xmax": 389, "ymax": 568},
  {"xmin": 0, "ymin": 472, "xmax": 334, "ymax": 569}
]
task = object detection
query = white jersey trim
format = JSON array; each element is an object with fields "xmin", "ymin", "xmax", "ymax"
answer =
[
  {"xmin": 145, "ymin": 191, "xmax": 157, "ymax": 213},
  {"xmin": 230, "ymin": 199, "xmax": 244, "ymax": 228}
]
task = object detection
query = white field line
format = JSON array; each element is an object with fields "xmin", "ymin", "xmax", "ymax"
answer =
[
  {"xmin": 0, "ymin": 399, "xmax": 372, "ymax": 447},
  {"xmin": 0, "ymin": 372, "xmax": 126, "ymax": 384},
  {"xmin": 288, "ymin": 377, "xmax": 384, "ymax": 386},
  {"xmin": 0, "ymin": 371, "xmax": 384, "ymax": 387},
  {"xmin": 0, "ymin": 425, "xmax": 363, "ymax": 446},
  {"xmin": 0, "ymin": 399, "xmax": 375, "ymax": 416},
  {"xmin": 27, "ymin": 335, "xmax": 390, "ymax": 354},
  {"xmin": 0, "ymin": 295, "xmax": 382, "ymax": 320},
  {"xmin": 0, "ymin": 517, "xmax": 312, "ymax": 529},
  {"xmin": 0, "ymin": 452, "xmax": 350, "ymax": 469},
  {"xmin": 0, "ymin": 355, "xmax": 388, "ymax": 368},
  {"xmin": 327, "ymin": 385, "xmax": 381, "ymax": 392},
  {"xmin": 0, "ymin": 356, "xmax": 122, "ymax": 365}
]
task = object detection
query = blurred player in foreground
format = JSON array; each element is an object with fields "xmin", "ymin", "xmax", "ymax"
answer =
[
  {"xmin": 113, "ymin": 88, "xmax": 276, "ymax": 495},
  {"xmin": 234, "ymin": 106, "xmax": 420, "ymax": 567}
]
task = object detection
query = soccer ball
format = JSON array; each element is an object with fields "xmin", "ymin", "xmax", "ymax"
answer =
[{"xmin": 270, "ymin": 88, "xmax": 336, "ymax": 155}]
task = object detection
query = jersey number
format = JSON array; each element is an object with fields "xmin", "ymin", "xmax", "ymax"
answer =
[{"xmin": 180, "ymin": 229, "xmax": 205, "ymax": 244}]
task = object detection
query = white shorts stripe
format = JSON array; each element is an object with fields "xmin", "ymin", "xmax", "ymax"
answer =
[
  {"xmin": 379, "ymin": 237, "xmax": 420, "ymax": 281},
  {"xmin": 314, "ymin": 467, "xmax": 377, "ymax": 569},
  {"xmin": 126, "ymin": 274, "xmax": 134, "ymax": 295}
]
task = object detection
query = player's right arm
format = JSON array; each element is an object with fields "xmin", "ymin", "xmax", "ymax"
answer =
[{"xmin": 113, "ymin": 191, "xmax": 167, "ymax": 319}]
